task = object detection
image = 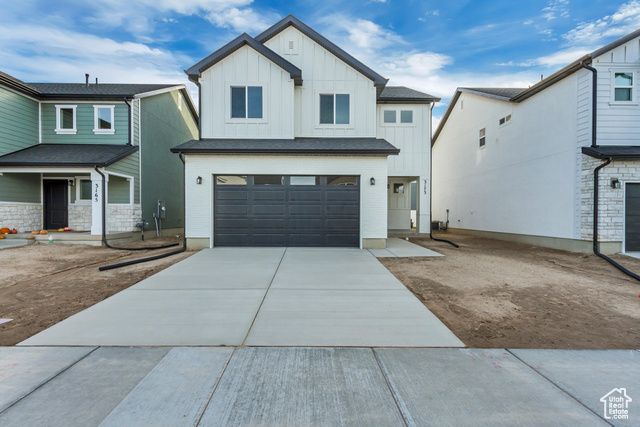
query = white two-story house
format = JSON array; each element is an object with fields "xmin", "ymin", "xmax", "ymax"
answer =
[
  {"xmin": 432, "ymin": 28, "xmax": 640, "ymax": 254},
  {"xmin": 173, "ymin": 15, "xmax": 438, "ymax": 249}
]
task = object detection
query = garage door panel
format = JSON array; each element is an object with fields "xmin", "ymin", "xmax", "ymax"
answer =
[
  {"xmin": 252, "ymin": 205, "xmax": 286, "ymax": 215},
  {"xmin": 326, "ymin": 205, "xmax": 359, "ymax": 216},
  {"xmin": 289, "ymin": 204, "xmax": 323, "ymax": 216},
  {"xmin": 325, "ymin": 190, "xmax": 358, "ymax": 202},
  {"xmin": 252, "ymin": 190, "xmax": 285, "ymax": 201},
  {"xmin": 288, "ymin": 234, "xmax": 324, "ymax": 246},
  {"xmin": 253, "ymin": 234, "xmax": 287, "ymax": 246},
  {"xmin": 253, "ymin": 219, "xmax": 286, "ymax": 230},
  {"xmin": 289, "ymin": 190, "xmax": 322, "ymax": 201},
  {"xmin": 215, "ymin": 233, "xmax": 251, "ymax": 246},
  {"xmin": 326, "ymin": 219, "xmax": 359, "ymax": 230},
  {"xmin": 216, "ymin": 204, "xmax": 248, "ymax": 215},
  {"xmin": 326, "ymin": 233, "xmax": 359, "ymax": 246},
  {"xmin": 216, "ymin": 190, "xmax": 248, "ymax": 201},
  {"xmin": 288, "ymin": 219, "xmax": 322, "ymax": 230},
  {"xmin": 215, "ymin": 218, "xmax": 250, "ymax": 229}
]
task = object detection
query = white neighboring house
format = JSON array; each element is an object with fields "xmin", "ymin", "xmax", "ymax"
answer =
[
  {"xmin": 432, "ymin": 28, "xmax": 640, "ymax": 254},
  {"xmin": 172, "ymin": 15, "xmax": 439, "ymax": 249}
]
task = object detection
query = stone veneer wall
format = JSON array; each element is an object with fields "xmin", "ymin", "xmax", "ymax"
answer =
[
  {"xmin": 107, "ymin": 204, "xmax": 142, "ymax": 233},
  {"xmin": 68, "ymin": 204, "xmax": 92, "ymax": 231},
  {"xmin": 581, "ymin": 157, "xmax": 640, "ymax": 242},
  {"xmin": 0, "ymin": 203, "xmax": 42, "ymax": 232}
]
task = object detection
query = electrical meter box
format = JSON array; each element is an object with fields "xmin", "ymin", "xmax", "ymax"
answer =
[{"xmin": 156, "ymin": 200, "xmax": 166, "ymax": 219}]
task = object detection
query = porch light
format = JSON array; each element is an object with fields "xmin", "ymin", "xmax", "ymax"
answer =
[
  {"xmin": 196, "ymin": 176, "xmax": 202, "ymax": 185},
  {"xmin": 68, "ymin": 179, "xmax": 74, "ymax": 186},
  {"xmin": 611, "ymin": 178, "xmax": 621, "ymax": 189},
  {"xmin": 370, "ymin": 177, "xmax": 375, "ymax": 186}
]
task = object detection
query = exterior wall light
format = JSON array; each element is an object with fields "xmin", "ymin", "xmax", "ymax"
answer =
[
  {"xmin": 611, "ymin": 178, "xmax": 621, "ymax": 189},
  {"xmin": 68, "ymin": 179, "xmax": 74, "ymax": 186},
  {"xmin": 196, "ymin": 176, "xmax": 202, "ymax": 185},
  {"xmin": 370, "ymin": 177, "xmax": 375, "ymax": 185}
]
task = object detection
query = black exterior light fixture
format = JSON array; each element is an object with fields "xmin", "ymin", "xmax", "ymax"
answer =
[
  {"xmin": 611, "ymin": 178, "xmax": 621, "ymax": 189},
  {"xmin": 370, "ymin": 177, "xmax": 375, "ymax": 185},
  {"xmin": 68, "ymin": 179, "xmax": 74, "ymax": 186},
  {"xmin": 196, "ymin": 176, "xmax": 202, "ymax": 185}
]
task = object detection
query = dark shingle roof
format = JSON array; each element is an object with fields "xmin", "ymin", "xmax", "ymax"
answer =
[
  {"xmin": 0, "ymin": 71, "xmax": 40, "ymax": 97},
  {"xmin": 185, "ymin": 33, "xmax": 302, "ymax": 85},
  {"xmin": 255, "ymin": 15, "xmax": 387, "ymax": 87},
  {"xmin": 378, "ymin": 86, "xmax": 440, "ymax": 103},
  {"xmin": 582, "ymin": 146, "xmax": 640, "ymax": 160},
  {"xmin": 171, "ymin": 138, "xmax": 399, "ymax": 156},
  {"xmin": 460, "ymin": 88, "xmax": 527, "ymax": 100},
  {"xmin": 0, "ymin": 144, "xmax": 138, "ymax": 167},
  {"xmin": 26, "ymin": 83, "xmax": 179, "ymax": 99}
]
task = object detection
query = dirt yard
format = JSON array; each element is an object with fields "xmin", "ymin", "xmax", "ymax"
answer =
[
  {"xmin": 380, "ymin": 234, "xmax": 640, "ymax": 349},
  {"xmin": 0, "ymin": 237, "xmax": 193, "ymax": 346}
]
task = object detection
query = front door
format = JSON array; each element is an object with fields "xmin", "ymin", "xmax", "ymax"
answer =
[{"xmin": 43, "ymin": 180, "xmax": 68, "ymax": 230}]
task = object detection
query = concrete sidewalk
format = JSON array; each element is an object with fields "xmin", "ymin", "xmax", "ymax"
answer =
[
  {"xmin": 20, "ymin": 247, "xmax": 461, "ymax": 347},
  {"xmin": 1, "ymin": 347, "xmax": 636, "ymax": 426}
]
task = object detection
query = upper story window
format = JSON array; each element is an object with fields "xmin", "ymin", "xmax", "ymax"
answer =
[
  {"xmin": 383, "ymin": 110, "xmax": 396, "ymax": 123},
  {"xmin": 320, "ymin": 94, "xmax": 349, "ymax": 125},
  {"xmin": 499, "ymin": 114, "xmax": 512, "ymax": 127},
  {"xmin": 231, "ymin": 86, "xmax": 263, "ymax": 119},
  {"xmin": 614, "ymin": 72, "xmax": 633, "ymax": 102},
  {"xmin": 55, "ymin": 105, "xmax": 77, "ymax": 134},
  {"xmin": 382, "ymin": 109, "xmax": 413, "ymax": 125},
  {"xmin": 400, "ymin": 110, "xmax": 413, "ymax": 124},
  {"xmin": 93, "ymin": 105, "xmax": 115, "ymax": 134},
  {"xmin": 479, "ymin": 128, "xmax": 486, "ymax": 148}
]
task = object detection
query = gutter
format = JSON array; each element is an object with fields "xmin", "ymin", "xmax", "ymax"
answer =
[{"xmin": 123, "ymin": 97, "xmax": 133, "ymax": 146}]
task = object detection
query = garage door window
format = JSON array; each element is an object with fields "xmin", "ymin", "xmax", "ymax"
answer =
[
  {"xmin": 290, "ymin": 176, "xmax": 319, "ymax": 185},
  {"xmin": 254, "ymin": 175, "xmax": 284, "ymax": 185},
  {"xmin": 216, "ymin": 175, "xmax": 247, "ymax": 185},
  {"xmin": 327, "ymin": 176, "xmax": 358, "ymax": 186}
]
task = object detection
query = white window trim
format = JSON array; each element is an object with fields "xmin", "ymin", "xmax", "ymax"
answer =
[
  {"xmin": 105, "ymin": 171, "xmax": 135, "ymax": 205},
  {"xmin": 225, "ymin": 83, "xmax": 268, "ymax": 124},
  {"xmin": 93, "ymin": 105, "xmax": 116, "ymax": 134},
  {"xmin": 317, "ymin": 92, "xmax": 353, "ymax": 128},
  {"xmin": 75, "ymin": 177, "xmax": 92, "ymax": 205},
  {"xmin": 610, "ymin": 69, "xmax": 638, "ymax": 106},
  {"xmin": 55, "ymin": 105, "xmax": 77, "ymax": 134}
]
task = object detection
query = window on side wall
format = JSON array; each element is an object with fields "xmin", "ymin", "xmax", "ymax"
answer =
[
  {"xmin": 320, "ymin": 94, "xmax": 349, "ymax": 125},
  {"xmin": 78, "ymin": 179, "xmax": 92, "ymax": 202},
  {"xmin": 400, "ymin": 110, "xmax": 413, "ymax": 124},
  {"xmin": 614, "ymin": 72, "xmax": 633, "ymax": 102},
  {"xmin": 499, "ymin": 114, "xmax": 512, "ymax": 127},
  {"xmin": 231, "ymin": 86, "xmax": 263, "ymax": 119},
  {"xmin": 55, "ymin": 105, "xmax": 77, "ymax": 134},
  {"xmin": 479, "ymin": 128, "xmax": 486, "ymax": 148},
  {"xmin": 383, "ymin": 110, "xmax": 396, "ymax": 123},
  {"xmin": 93, "ymin": 105, "xmax": 115, "ymax": 134}
]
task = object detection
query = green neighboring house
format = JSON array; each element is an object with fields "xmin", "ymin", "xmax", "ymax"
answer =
[{"xmin": 0, "ymin": 72, "xmax": 198, "ymax": 238}]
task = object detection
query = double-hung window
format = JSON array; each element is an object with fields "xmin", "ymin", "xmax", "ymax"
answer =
[
  {"xmin": 614, "ymin": 72, "xmax": 634, "ymax": 102},
  {"xmin": 320, "ymin": 94, "xmax": 350, "ymax": 125},
  {"xmin": 479, "ymin": 128, "xmax": 486, "ymax": 148},
  {"xmin": 55, "ymin": 105, "xmax": 77, "ymax": 134},
  {"xmin": 231, "ymin": 86, "xmax": 263, "ymax": 119},
  {"xmin": 93, "ymin": 105, "xmax": 115, "ymax": 134}
]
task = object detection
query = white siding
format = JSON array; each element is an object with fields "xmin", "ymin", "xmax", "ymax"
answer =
[
  {"xmin": 185, "ymin": 155, "xmax": 388, "ymax": 246},
  {"xmin": 592, "ymin": 38, "xmax": 640, "ymax": 145},
  {"xmin": 376, "ymin": 104, "xmax": 430, "ymax": 176},
  {"xmin": 432, "ymin": 75, "xmax": 578, "ymax": 240},
  {"xmin": 199, "ymin": 45, "xmax": 295, "ymax": 139},
  {"xmin": 264, "ymin": 26, "xmax": 377, "ymax": 137}
]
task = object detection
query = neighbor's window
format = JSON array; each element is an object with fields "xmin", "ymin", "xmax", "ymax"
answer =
[
  {"xmin": 231, "ymin": 86, "xmax": 263, "ymax": 119},
  {"xmin": 216, "ymin": 175, "xmax": 247, "ymax": 185},
  {"xmin": 614, "ymin": 72, "xmax": 633, "ymax": 101},
  {"xmin": 290, "ymin": 176, "xmax": 319, "ymax": 185},
  {"xmin": 79, "ymin": 179, "xmax": 92, "ymax": 201},
  {"xmin": 55, "ymin": 105, "xmax": 77, "ymax": 134},
  {"xmin": 93, "ymin": 105, "xmax": 115, "ymax": 134},
  {"xmin": 383, "ymin": 110, "xmax": 396, "ymax": 123},
  {"xmin": 254, "ymin": 175, "xmax": 283, "ymax": 185},
  {"xmin": 400, "ymin": 110, "xmax": 413, "ymax": 124},
  {"xmin": 320, "ymin": 94, "xmax": 349, "ymax": 124},
  {"xmin": 499, "ymin": 114, "xmax": 512, "ymax": 126},
  {"xmin": 327, "ymin": 176, "xmax": 358, "ymax": 186},
  {"xmin": 479, "ymin": 128, "xmax": 486, "ymax": 147}
]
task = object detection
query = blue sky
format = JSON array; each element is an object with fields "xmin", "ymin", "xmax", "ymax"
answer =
[{"xmin": 1, "ymin": 0, "xmax": 639, "ymax": 122}]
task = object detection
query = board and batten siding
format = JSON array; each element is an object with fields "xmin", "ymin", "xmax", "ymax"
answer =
[
  {"xmin": 264, "ymin": 26, "xmax": 377, "ymax": 138},
  {"xmin": 376, "ymin": 104, "xmax": 430, "ymax": 177},
  {"xmin": 0, "ymin": 86, "xmax": 41, "ymax": 203},
  {"xmin": 590, "ymin": 37, "xmax": 640, "ymax": 145},
  {"xmin": 139, "ymin": 90, "xmax": 198, "ymax": 228},
  {"xmin": 200, "ymin": 45, "xmax": 295, "ymax": 139},
  {"xmin": 432, "ymin": 75, "xmax": 578, "ymax": 241},
  {"xmin": 106, "ymin": 152, "xmax": 139, "ymax": 204},
  {"xmin": 41, "ymin": 102, "xmax": 129, "ymax": 145}
]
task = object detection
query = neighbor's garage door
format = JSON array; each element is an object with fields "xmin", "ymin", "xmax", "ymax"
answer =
[
  {"xmin": 625, "ymin": 183, "xmax": 640, "ymax": 251},
  {"xmin": 214, "ymin": 175, "xmax": 359, "ymax": 247}
]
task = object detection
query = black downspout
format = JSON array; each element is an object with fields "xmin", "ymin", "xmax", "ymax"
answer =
[
  {"xmin": 428, "ymin": 101, "xmax": 458, "ymax": 247},
  {"xmin": 94, "ymin": 166, "xmax": 178, "ymax": 251},
  {"xmin": 99, "ymin": 154, "xmax": 187, "ymax": 271},
  {"xmin": 194, "ymin": 81, "xmax": 202, "ymax": 139},
  {"xmin": 123, "ymin": 97, "xmax": 133, "ymax": 146},
  {"xmin": 582, "ymin": 62, "xmax": 640, "ymax": 281}
]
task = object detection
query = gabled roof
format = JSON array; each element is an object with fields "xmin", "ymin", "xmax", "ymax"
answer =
[
  {"xmin": 26, "ymin": 83, "xmax": 181, "ymax": 99},
  {"xmin": 378, "ymin": 86, "xmax": 440, "ymax": 104},
  {"xmin": 0, "ymin": 144, "xmax": 138, "ymax": 167},
  {"xmin": 171, "ymin": 137, "xmax": 399, "ymax": 156},
  {"xmin": 185, "ymin": 33, "xmax": 302, "ymax": 85},
  {"xmin": 255, "ymin": 14, "xmax": 388, "ymax": 87},
  {"xmin": 433, "ymin": 28, "xmax": 640, "ymax": 146}
]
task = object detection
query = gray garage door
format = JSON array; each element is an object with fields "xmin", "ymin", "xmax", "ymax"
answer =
[
  {"xmin": 214, "ymin": 175, "xmax": 359, "ymax": 247},
  {"xmin": 625, "ymin": 183, "xmax": 640, "ymax": 251}
]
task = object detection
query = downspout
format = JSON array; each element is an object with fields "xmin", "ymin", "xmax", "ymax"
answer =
[
  {"xmin": 123, "ymin": 97, "xmax": 133, "ymax": 146},
  {"xmin": 429, "ymin": 101, "xmax": 458, "ymax": 248},
  {"xmin": 98, "ymin": 154, "xmax": 187, "ymax": 271},
  {"xmin": 583, "ymin": 62, "xmax": 640, "ymax": 281},
  {"xmin": 94, "ymin": 166, "xmax": 178, "ymax": 251}
]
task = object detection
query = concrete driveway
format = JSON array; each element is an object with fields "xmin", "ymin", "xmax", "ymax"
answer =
[{"xmin": 20, "ymin": 247, "xmax": 463, "ymax": 347}]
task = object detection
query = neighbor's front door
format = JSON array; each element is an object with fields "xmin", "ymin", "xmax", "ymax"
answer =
[{"xmin": 43, "ymin": 180, "xmax": 68, "ymax": 230}]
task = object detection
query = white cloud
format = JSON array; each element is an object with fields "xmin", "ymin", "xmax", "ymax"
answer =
[
  {"xmin": 204, "ymin": 7, "xmax": 277, "ymax": 33},
  {"xmin": 542, "ymin": 0, "xmax": 570, "ymax": 21},
  {"xmin": 497, "ymin": 47, "xmax": 591, "ymax": 68},
  {"xmin": 563, "ymin": 0, "xmax": 640, "ymax": 45}
]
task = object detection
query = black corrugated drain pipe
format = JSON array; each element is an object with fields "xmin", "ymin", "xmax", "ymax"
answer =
[
  {"xmin": 94, "ymin": 166, "xmax": 179, "ymax": 252},
  {"xmin": 97, "ymin": 154, "xmax": 187, "ymax": 271},
  {"xmin": 592, "ymin": 159, "xmax": 640, "ymax": 281}
]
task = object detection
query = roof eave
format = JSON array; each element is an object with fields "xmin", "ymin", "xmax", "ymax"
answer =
[{"xmin": 170, "ymin": 148, "xmax": 399, "ymax": 156}]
